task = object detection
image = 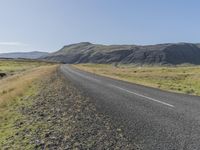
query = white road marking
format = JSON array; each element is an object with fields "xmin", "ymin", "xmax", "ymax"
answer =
[
  {"xmin": 109, "ymin": 84, "xmax": 175, "ymax": 108},
  {"xmin": 64, "ymin": 65, "xmax": 175, "ymax": 108}
]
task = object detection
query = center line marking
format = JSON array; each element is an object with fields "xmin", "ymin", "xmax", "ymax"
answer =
[
  {"xmin": 64, "ymin": 65, "xmax": 174, "ymax": 108},
  {"xmin": 109, "ymin": 84, "xmax": 175, "ymax": 108}
]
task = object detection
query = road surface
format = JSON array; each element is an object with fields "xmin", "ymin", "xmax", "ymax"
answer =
[{"xmin": 60, "ymin": 65, "xmax": 200, "ymax": 150}]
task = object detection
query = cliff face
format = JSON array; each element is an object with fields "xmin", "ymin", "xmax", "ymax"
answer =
[{"xmin": 43, "ymin": 42, "xmax": 200, "ymax": 65}]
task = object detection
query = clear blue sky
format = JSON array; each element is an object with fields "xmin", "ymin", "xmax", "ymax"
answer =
[{"xmin": 0, "ymin": 0, "xmax": 200, "ymax": 53}]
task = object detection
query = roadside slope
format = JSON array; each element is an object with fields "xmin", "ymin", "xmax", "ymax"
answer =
[{"xmin": 1, "ymin": 66, "xmax": 138, "ymax": 149}]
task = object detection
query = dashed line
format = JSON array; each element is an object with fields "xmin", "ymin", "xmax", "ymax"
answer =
[
  {"xmin": 63, "ymin": 65, "xmax": 175, "ymax": 108},
  {"xmin": 109, "ymin": 84, "xmax": 175, "ymax": 108}
]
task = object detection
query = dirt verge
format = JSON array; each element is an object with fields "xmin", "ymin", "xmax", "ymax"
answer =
[{"xmin": 1, "ymin": 70, "xmax": 138, "ymax": 150}]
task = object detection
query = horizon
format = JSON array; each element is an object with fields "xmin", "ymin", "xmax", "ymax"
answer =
[
  {"xmin": 1, "ymin": 41, "xmax": 200, "ymax": 54},
  {"xmin": 0, "ymin": 0, "xmax": 200, "ymax": 53}
]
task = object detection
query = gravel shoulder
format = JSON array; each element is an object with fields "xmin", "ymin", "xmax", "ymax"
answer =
[{"xmin": 1, "ymin": 69, "xmax": 138, "ymax": 149}]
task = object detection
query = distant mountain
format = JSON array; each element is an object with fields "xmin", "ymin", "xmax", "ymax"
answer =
[
  {"xmin": 0, "ymin": 51, "xmax": 49, "ymax": 59},
  {"xmin": 196, "ymin": 43, "xmax": 200, "ymax": 48},
  {"xmin": 42, "ymin": 42, "xmax": 200, "ymax": 65}
]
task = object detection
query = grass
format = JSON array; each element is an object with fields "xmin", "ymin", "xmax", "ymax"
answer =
[
  {"xmin": 0, "ymin": 59, "xmax": 54, "ymax": 76},
  {"xmin": 0, "ymin": 60, "xmax": 58, "ymax": 149},
  {"xmin": 0, "ymin": 65, "xmax": 58, "ymax": 105},
  {"xmin": 74, "ymin": 64, "xmax": 200, "ymax": 96}
]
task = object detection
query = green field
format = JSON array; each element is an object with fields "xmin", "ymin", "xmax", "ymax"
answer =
[{"xmin": 75, "ymin": 64, "xmax": 200, "ymax": 96}]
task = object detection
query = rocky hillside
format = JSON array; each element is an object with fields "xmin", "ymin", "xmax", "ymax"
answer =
[
  {"xmin": 43, "ymin": 42, "xmax": 200, "ymax": 65},
  {"xmin": 0, "ymin": 51, "xmax": 49, "ymax": 59}
]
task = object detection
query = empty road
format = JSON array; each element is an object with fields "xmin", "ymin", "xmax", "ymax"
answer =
[{"xmin": 60, "ymin": 65, "xmax": 200, "ymax": 150}]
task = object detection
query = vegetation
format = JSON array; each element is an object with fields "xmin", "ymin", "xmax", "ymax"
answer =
[
  {"xmin": 0, "ymin": 62, "xmax": 136, "ymax": 149},
  {"xmin": 0, "ymin": 59, "xmax": 54, "ymax": 76},
  {"xmin": 75, "ymin": 64, "xmax": 200, "ymax": 96},
  {"xmin": 0, "ymin": 59, "xmax": 58, "ymax": 149}
]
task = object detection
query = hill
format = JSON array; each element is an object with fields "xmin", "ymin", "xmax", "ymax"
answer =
[
  {"xmin": 43, "ymin": 42, "xmax": 200, "ymax": 65},
  {"xmin": 0, "ymin": 51, "xmax": 49, "ymax": 59}
]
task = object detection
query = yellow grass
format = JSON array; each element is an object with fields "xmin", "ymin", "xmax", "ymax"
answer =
[
  {"xmin": 0, "ymin": 64, "xmax": 58, "ymax": 148},
  {"xmin": 0, "ymin": 59, "xmax": 54, "ymax": 75},
  {"xmin": 0, "ymin": 65, "xmax": 58, "ymax": 105},
  {"xmin": 74, "ymin": 64, "xmax": 200, "ymax": 96}
]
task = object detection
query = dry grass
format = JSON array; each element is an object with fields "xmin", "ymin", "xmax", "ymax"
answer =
[
  {"xmin": 0, "ymin": 64, "xmax": 58, "ymax": 149},
  {"xmin": 74, "ymin": 64, "xmax": 200, "ymax": 96},
  {"xmin": 0, "ymin": 59, "xmax": 54, "ymax": 76},
  {"xmin": 0, "ymin": 65, "xmax": 58, "ymax": 106}
]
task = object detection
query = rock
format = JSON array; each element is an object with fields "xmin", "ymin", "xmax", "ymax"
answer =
[
  {"xmin": 1, "ymin": 71, "xmax": 137, "ymax": 149},
  {"xmin": 0, "ymin": 73, "xmax": 6, "ymax": 78}
]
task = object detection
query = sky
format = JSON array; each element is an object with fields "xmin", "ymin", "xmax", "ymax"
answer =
[{"xmin": 0, "ymin": 0, "xmax": 200, "ymax": 53}]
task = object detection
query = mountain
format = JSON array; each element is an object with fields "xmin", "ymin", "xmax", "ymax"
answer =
[
  {"xmin": 196, "ymin": 43, "xmax": 200, "ymax": 48},
  {"xmin": 43, "ymin": 42, "xmax": 200, "ymax": 65},
  {"xmin": 0, "ymin": 51, "xmax": 49, "ymax": 59}
]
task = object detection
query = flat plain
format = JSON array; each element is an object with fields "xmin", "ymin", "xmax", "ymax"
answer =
[{"xmin": 75, "ymin": 64, "xmax": 200, "ymax": 96}]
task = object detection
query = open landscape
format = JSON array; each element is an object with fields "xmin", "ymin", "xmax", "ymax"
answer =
[
  {"xmin": 0, "ymin": 59, "xmax": 53, "ymax": 77},
  {"xmin": 0, "ymin": 60, "xmax": 138, "ymax": 149},
  {"xmin": 1, "ymin": 50, "xmax": 200, "ymax": 150},
  {"xmin": 1, "ymin": 49, "xmax": 200, "ymax": 150},
  {"xmin": 75, "ymin": 64, "xmax": 200, "ymax": 96},
  {"xmin": 1, "ymin": 1, "xmax": 200, "ymax": 149}
]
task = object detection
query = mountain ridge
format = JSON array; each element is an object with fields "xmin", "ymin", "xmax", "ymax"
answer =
[
  {"xmin": 0, "ymin": 51, "xmax": 49, "ymax": 59},
  {"xmin": 43, "ymin": 42, "xmax": 200, "ymax": 65}
]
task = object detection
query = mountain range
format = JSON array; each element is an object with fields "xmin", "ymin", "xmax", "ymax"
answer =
[
  {"xmin": 1, "ymin": 42, "xmax": 200, "ymax": 65},
  {"xmin": 42, "ymin": 42, "xmax": 200, "ymax": 65},
  {"xmin": 0, "ymin": 51, "xmax": 49, "ymax": 59}
]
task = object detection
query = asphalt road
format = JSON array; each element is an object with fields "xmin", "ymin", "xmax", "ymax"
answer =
[{"xmin": 60, "ymin": 65, "xmax": 200, "ymax": 150}]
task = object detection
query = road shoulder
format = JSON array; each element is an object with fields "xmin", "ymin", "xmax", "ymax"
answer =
[{"xmin": 1, "ymin": 69, "xmax": 138, "ymax": 149}]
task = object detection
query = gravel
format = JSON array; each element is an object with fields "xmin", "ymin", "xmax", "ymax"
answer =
[{"xmin": 2, "ymin": 70, "xmax": 138, "ymax": 150}]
